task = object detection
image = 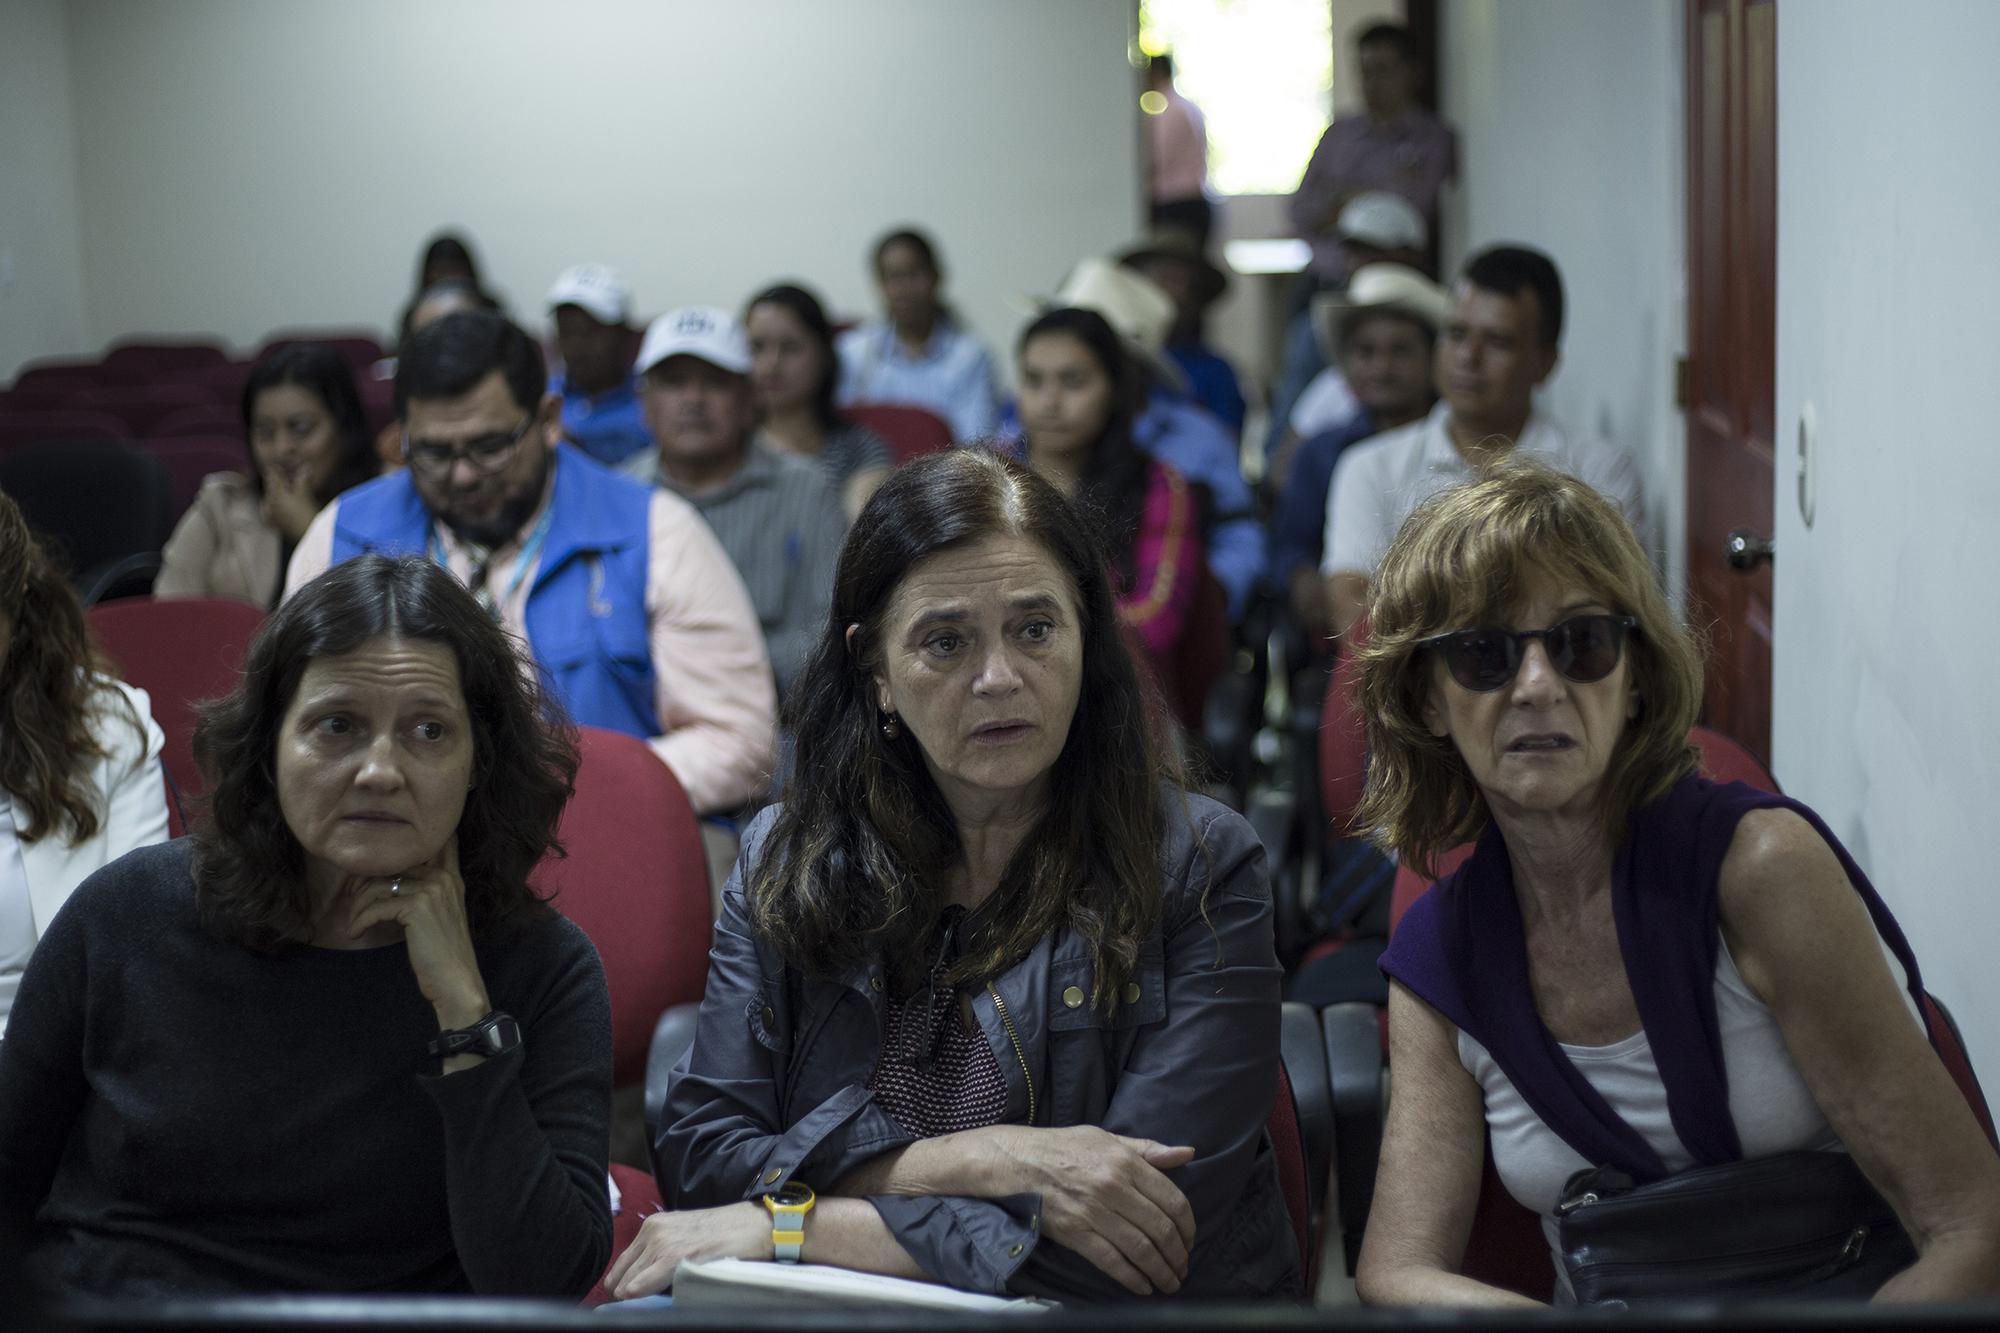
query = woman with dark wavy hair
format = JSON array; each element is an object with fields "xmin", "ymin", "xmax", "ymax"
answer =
[
  {"xmin": 1015, "ymin": 306, "xmax": 1208, "ymax": 695},
  {"xmin": 0, "ymin": 494, "xmax": 169, "ymax": 1035},
  {"xmin": 608, "ymin": 449, "xmax": 1296, "ymax": 1304},
  {"xmin": 745, "ymin": 282, "xmax": 891, "ymax": 519},
  {"xmin": 0, "ymin": 555, "xmax": 613, "ymax": 1299},
  {"xmin": 157, "ymin": 342, "xmax": 382, "ymax": 607}
]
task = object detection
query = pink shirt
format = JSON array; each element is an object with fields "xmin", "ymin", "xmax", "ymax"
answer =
[
  {"xmin": 286, "ymin": 477, "xmax": 777, "ymax": 814},
  {"xmin": 1149, "ymin": 90, "xmax": 1208, "ymax": 203}
]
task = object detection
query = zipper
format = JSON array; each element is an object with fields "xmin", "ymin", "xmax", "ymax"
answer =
[
  {"xmin": 986, "ymin": 982, "xmax": 1036, "ymax": 1125},
  {"xmin": 1570, "ymin": 1225, "xmax": 1874, "ymax": 1287}
]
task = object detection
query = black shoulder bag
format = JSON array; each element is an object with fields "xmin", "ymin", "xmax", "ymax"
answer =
[{"xmin": 1554, "ymin": 1149, "xmax": 1916, "ymax": 1308}]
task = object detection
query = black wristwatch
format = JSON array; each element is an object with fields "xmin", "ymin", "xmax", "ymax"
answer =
[{"xmin": 428, "ymin": 1011, "xmax": 522, "ymax": 1059}]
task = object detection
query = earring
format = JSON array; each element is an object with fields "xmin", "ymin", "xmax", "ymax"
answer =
[{"xmin": 881, "ymin": 713, "xmax": 901, "ymax": 741}]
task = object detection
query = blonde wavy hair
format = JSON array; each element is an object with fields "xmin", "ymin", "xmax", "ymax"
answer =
[{"xmin": 1353, "ymin": 462, "xmax": 1705, "ymax": 874}]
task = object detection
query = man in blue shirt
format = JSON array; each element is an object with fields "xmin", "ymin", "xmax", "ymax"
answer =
[{"xmin": 546, "ymin": 264, "xmax": 651, "ymax": 467}]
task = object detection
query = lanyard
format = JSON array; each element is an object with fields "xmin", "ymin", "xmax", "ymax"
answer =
[{"xmin": 430, "ymin": 500, "xmax": 555, "ymax": 619}]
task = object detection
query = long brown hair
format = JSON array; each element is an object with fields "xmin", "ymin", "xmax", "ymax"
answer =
[
  {"xmin": 0, "ymin": 494, "xmax": 137, "ymax": 845},
  {"xmin": 750, "ymin": 450, "xmax": 1174, "ymax": 1009},
  {"xmin": 192, "ymin": 555, "xmax": 578, "ymax": 950},
  {"xmin": 1354, "ymin": 462, "xmax": 1703, "ymax": 874}
]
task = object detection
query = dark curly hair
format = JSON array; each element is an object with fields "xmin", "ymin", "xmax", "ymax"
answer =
[
  {"xmin": 191, "ymin": 554, "xmax": 579, "ymax": 950},
  {"xmin": 0, "ymin": 493, "xmax": 141, "ymax": 845},
  {"xmin": 750, "ymin": 449, "xmax": 1177, "ymax": 1010}
]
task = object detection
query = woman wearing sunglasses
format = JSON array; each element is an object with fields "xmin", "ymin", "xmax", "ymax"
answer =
[{"xmin": 1351, "ymin": 464, "xmax": 2000, "ymax": 1307}]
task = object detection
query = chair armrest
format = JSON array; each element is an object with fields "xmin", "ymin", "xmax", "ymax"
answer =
[
  {"xmin": 643, "ymin": 1002, "xmax": 703, "ymax": 1143},
  {"xmin": 1322, "ymin": 999, "xmax": 1386, "ymax": 1276},
  {"xmin": 1279, "ymin": 1000, "xmax": 1332, "ymax": 1225}
]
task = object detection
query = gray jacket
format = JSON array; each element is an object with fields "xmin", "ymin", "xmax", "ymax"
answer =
[{"xmin": 656, "ymin": 791, "xmax": 1302, "ymax": 1301}]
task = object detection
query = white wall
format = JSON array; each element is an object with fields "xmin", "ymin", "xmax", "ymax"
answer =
[
  {"xmin": 49, "ymin": 0, "xmax": 1140, "ymax": 378},
  {"xmin": 1777, "ymin": 0, "xmax": 2000, "ymax": 1082},
  {"xmin": 1438, "ymin": 0, "xmax": 1686, "ymax": 584},
  {"xmin": 0, "ymin": 0, "xmax": 90, "ymax": 377}
]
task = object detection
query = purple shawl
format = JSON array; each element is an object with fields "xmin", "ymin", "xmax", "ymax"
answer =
[{"xmin": 1378, "ymin": 774, "xmax": 1927, "ymax": 1181}]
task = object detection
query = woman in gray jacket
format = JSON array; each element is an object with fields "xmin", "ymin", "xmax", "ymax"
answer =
[{"xmin": 607, "ymin": 448, "xmax": 1298, "ymax": 1303}]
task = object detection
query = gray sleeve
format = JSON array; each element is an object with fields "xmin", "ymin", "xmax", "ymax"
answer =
[{"xmin": 655, "ymin": 813, "xmax": 917, "ymax": 1209}]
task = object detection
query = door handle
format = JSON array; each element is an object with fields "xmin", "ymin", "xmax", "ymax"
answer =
[{"xmin": 1725, "ymin": 529, "xmax": 1774, "ymax": 571}]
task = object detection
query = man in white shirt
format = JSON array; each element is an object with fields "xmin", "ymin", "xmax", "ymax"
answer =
[{"xmin": 1321, "ymin": 245, "xmax": 1644, "ymax": 636}]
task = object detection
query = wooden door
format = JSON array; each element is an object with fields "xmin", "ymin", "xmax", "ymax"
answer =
[{"xmin": 1685, "ymin": 0, "xmax": 1776, "ymax": 769}]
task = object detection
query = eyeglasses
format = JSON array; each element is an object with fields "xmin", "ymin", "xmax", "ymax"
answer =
[
  {"xmin": 401, "ymin": 416, "xmax": 535, "ymax": 478},
  {"xmin": 1421, "ymin": 614, "xmax": 1638, "ymax": 693}
]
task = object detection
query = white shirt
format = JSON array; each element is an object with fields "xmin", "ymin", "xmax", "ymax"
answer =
[
  {"xmin": 0, "ymin": 799, "xmax": 34, "ymax": 1030},
  {"xmin": 1320, "ymin": 402, "xmax": 1646, "ymax": 577},
  {"xmin": 1288, "ymin": 367, "xmax": 1359, "ymax": 441}
]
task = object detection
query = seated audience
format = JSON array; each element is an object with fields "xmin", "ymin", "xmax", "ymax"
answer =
[
  {"xmin": 0, "ymin": 495, "xmax": 170, "ymax": 1034},
  {"xmin": 1267, "ymin": 264, "xmax": 1446, "ymax": 651},
  {"xmin": 745, "ymin": 283, "xmax": 892, "ymax": 519},
  {"xmin": 1014, "ymin": 307, "xmax": 1206, "ymax": 689},
  {"xmin": 625, "ymin": 307, "xmax": 846, "ymax": 702},
  {"xmin": 287, "ymin": 310, "xmax": 776, "ymax": 816},
  {"xmin": 1353, "ymin": 464, "xmax": 2000, "ymax": 1305},
  {"xmin": 1006, "ymin": 258, "xmax": 1263, "ymax": 622},
  {"xmin": 0, "ymin": 555, "xmax": 611, "ymax": 1297},
  {"xmin": 1118, "ymin": 229, "xmax": 1245, "ymax": 438},
  {"xmin": 1268, "ymin": 191, "xmax": 1431, "ymax": 481},
  {"xmin": 396, "ymin": 231, "xmax": 500, "ymax": 346},
  {"xmin": 836, "ymin": 227, "xmax": 999, "ymax": 443},
  {"xmin": 546, "ymin": 264, "xmax": 650, "ymax": 467},
  {"xmin": 157, "ymin": 343, "xmax": 382, "ymax": 607},
  {"xmin": 612, "ymin": 449, "xmax": 1297, "ymax": 1302},
  {"xmin": 1321, "ymin": 244, "xmax": 1644, "ymax": 639}
]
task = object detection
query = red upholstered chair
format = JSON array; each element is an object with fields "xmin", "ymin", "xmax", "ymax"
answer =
[
  {"xmin": 255, "ymin": 330, "xmax": 385, "ymax": 371},
  {"xmin": 1268, "ymin": 1058, "xmax": 1318, "ymax": 1290},
  {"xmin": 536, "ymin": 726, "xmax": 713, "ymax": 1088},
  {"xmin": 101, "ymin": 340, "xmax": 229, "ymax": 377},
  {"xmin": 62, "ymin": 385, "xmax": 221, "ymax": 438},
  {"xmin": 151, "ymin": 403, "xmax": 243, "ymax": 438},
  {"xmin": 843, "ymin": 402, "xmax": 953, "ymax": 463},
  {"xmin": 87, "ymin": 597, "xmax": 267, "ymax": 833},
  {"xmin": 8, "ymin": 361, "xmax": 129, "ymax": 398},
  {"xmin": 0, "ymin": 410, "xmax": 133, "ymax": 450}
]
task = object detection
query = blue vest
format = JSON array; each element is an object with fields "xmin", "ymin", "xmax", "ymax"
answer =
[{"xmin": 328, "ymin": 445, "xmax": 661, "ymax": 739}]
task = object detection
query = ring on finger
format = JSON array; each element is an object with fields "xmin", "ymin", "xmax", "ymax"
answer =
[{"xmin": 389, "ymin": 878, "xmax": 403, "ymax": 898}]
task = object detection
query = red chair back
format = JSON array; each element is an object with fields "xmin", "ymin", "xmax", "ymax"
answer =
[
  {"xmin": 1691, "ymin": 722, "xmax": 1777, "ymax": 789},
  {"xmin": 9, "ymin": 362, "xmax": 130, "ymax": 398},
  {"xmin": 142, "ymin": 437, "xmax": 252, "ymax": 520},
  {"xmin": 102, "ymin": 340, "xmax": 229, "ymax": 377},
  {"xmin": 537, "ymin": 726, "xmax": 713, "ymax": 1086},
  {"xmin": 63, "ymin": 384, "xmax": 220, "ymax": 437},
  {"xmin": 843, "ymin": 402, "xmax": 953, "ymax": 463},
  {"xmin": 0, "ymin": 410, "xmax": 133, "ymax": 450},
  {"xmin": 151, "ymin": 403, "xmax": 243, "ymax": 438},
  {"xmin": 255, "ymin": 330, "xmax": 385, "ymax": 371},
  {"xmin": 1317, "ymin": 615, "xmax": 1371, "ymax": 835},
  {"xmin": 87, "ymin": 598, "xmax": 267, "ymax": 831},
  {"xmin": 1268, "ymin": 1060, "xmax": 1316, "ymax": 1287}
]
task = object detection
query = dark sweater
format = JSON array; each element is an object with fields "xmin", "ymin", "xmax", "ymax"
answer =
[{"xmin": 0, "ymin": 840, "xmax": 613, "ymax": 1298}]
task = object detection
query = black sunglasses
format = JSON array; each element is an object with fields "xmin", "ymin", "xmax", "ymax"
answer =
[{"xmin": 1422, "ymin": 613, "xmax": 1638, "ymax": 692}]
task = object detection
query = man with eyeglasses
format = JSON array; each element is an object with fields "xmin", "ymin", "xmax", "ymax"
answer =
[
  {"xmin": 1319, "ymin": 245, "xmax": 1646, "ymax": 639},
  {"xmin": 285, "ymin": 309, "xmax": 777, "ymax": 818}
]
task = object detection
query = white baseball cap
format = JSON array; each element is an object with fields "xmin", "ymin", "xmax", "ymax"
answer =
[
  {"xmin": 635, "ymin": 305, "xmax": 751, "ymax": 377},
  {"xmin": 546, "ymin": 263, "xmax": 633, "ymax": 326},
  {"xmin": 1336, "ymin": 191, "xmax": 1428, "ymax": 252}
]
